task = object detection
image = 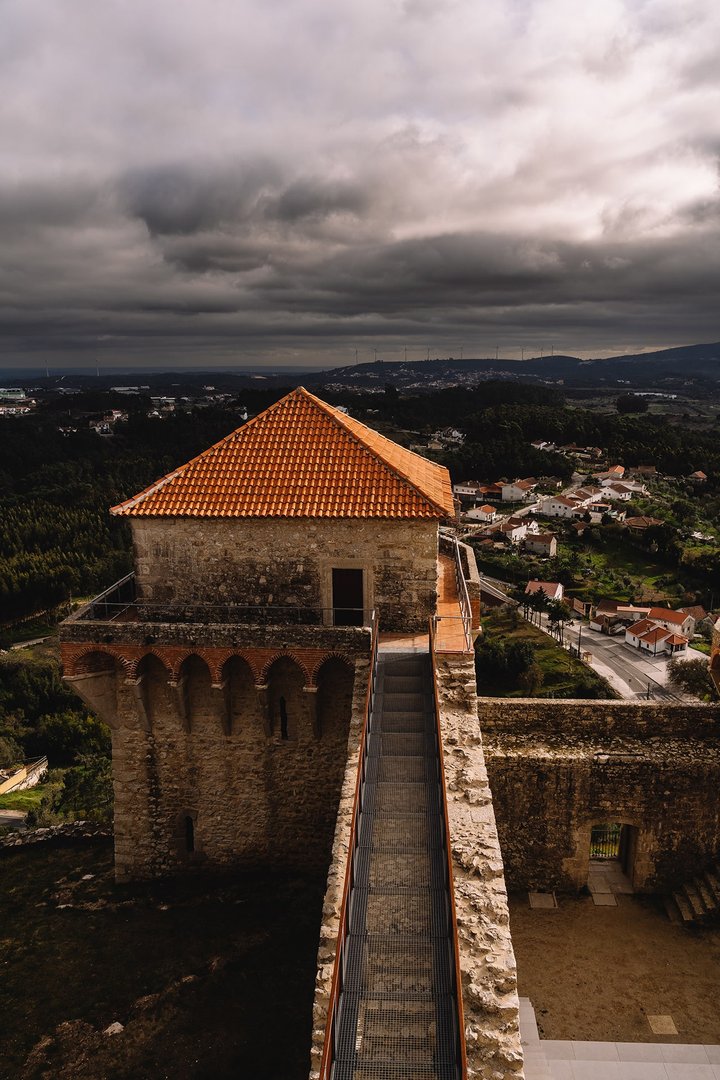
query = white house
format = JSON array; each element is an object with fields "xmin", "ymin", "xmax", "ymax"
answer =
[
  {"xmin": 466, "ymin": 504, "xmax": 497, "ymax": 523},
  {"xmin": 647, "ymin": 607, "xmax": 696, "ymax": 638},
  {"xmin": 541, "ymin": 494, "xmax": 584, "ymax": 518},
  {"xmin": 502, "ymin": 479, "xmax": 536, "ymax": 503},
  {"xmin": 525, "ymin": 533, "xmax": 558, "ymax": 558},
  {"xmin": 625, "ymin": 619, "xmax": 688, "ymax": 656},
  {"xmin": 500, "ymin": 518, "xmax": 529, "ymax": 543}
]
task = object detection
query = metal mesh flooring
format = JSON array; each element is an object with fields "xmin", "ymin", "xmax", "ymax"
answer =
[{"xmin": 331, "ymin": 651, "xmax": 462, "ymax": 1080}]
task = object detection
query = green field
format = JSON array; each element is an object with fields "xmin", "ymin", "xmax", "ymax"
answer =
[{"xmin": 476, "ymin": 608, "xmax": 616, "ymax": 699}]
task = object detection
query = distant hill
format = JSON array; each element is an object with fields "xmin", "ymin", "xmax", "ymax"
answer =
[
  {"xmin": 305, "ymin": 341, "xmax": 720, "ymax": 391},
  {"xmin": 2, "ymin": 341, "xmax": 718, "ymax": 393}
]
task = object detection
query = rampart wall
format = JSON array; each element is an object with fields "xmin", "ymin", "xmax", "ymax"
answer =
[
  {"xmin": 479, "ymin": 698, "xmax": 720, "ymax": 892},
  {"xmin": 63, "ymin": 637, "xmax": 368, "ymax": 882}
]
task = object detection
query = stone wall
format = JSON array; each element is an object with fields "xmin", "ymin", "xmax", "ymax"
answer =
[
  {"xmin": 480, "ymin": 698, "xmax": 720, "ymax": 892},
  {"xmin": 436, "ymin": 657, "xmax": 524, "ymax": 1080},
  {"xmin": 64, "ymin": 642, "xmax": 365, "ymax": 882},
  {"xmin": 130, "ymin": 517, "xmax": 439, "ymax": 632},
  {"xmin": 308, "ymin": 659, "xmax": 370, "ymax": 1079}
]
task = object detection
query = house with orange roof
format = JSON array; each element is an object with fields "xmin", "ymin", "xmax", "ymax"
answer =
[
  {"xmin": 625, "ymin": 617, "xmax": 689, "ymax": 655},
  {"xmin": 525, "ymin": 580, "xmax": 564, "ymax": 602},
  {"xmin": 647, "ymin": 607, "xmax": 696, "ymax": 637},
  {"xmin": 466, "ymin": 503, "xmax": 497, "ymax": 523},
  {"xmin": 501, "ymin": 478, "xmax": 536, "ymax": 502}
]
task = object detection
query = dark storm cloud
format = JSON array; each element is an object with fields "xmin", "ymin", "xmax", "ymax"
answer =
[{"xmin": 1, "ymin": 0, "xmax": 719, "ymax": 366}]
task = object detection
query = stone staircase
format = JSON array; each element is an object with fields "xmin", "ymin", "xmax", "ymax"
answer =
[
  {"xmin": 329, "ymin": 649, "xmax": 463, "ymax": 1079},
  {"xmin": 664, "ymin": 864, "xmax": 720, "ymax": 924}
]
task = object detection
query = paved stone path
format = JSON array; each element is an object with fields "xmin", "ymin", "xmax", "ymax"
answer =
[{"xmin": 521, "ymin": 998, "xmax": 720, "ymax": 1079}]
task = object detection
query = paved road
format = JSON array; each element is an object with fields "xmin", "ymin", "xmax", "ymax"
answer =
[{"xmin": 536, "ymin": 615, "xmax": 704, "ymax": 701}]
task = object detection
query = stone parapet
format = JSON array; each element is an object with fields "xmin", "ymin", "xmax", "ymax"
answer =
[
  {"xmin": 478, "ymin": 697, "xmax": 720, "ymax": 741},
  {"xmin": 436, "ymin": 657, "xmax": 524, "ymax": 1079}
]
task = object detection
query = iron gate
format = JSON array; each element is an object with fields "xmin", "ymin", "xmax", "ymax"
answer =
[{"xmin": 590, "ymin": 823, "xmax": 622, "ymax": 860}]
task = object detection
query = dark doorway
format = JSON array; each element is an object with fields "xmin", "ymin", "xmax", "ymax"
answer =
[
  {"xmin": 590, "ymin": 822, "xmax": 622, "ymax": 860},
  {"xmin": 332, "ymin": 568, "xmax": 364, "ymax": 626}
]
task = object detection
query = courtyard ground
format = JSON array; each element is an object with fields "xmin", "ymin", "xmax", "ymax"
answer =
[
  {"xmin": 509, "ymin": 891, "xmax": 720, "ymax": 1045},
  {"xmin": 0, "ymin": 839, "xmax": 324, "ymax": 1079}
]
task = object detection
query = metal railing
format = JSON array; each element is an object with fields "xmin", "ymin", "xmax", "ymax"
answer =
[
  {"xmin": 450, "ymin": 536, "xmax": 473, "ymax": 652},
  {"xmin": 73, "ymin": 574, "xmax": 367, "ymax": 628},
  {"xmin": 429, "ymin": 617, "xmax": 469, "ymax": 1079},
  {"xmin": 319, "ymin": 611, "xmax": 379, "ymax": 1080}
]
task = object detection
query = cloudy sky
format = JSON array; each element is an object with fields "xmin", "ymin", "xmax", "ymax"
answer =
[{"xmin": 1, "ymin": 0, "xmax": 719, "ymax": 369}]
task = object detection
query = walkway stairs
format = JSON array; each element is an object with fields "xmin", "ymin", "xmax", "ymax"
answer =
[
  {"xmin": 664, "ymin": 865, "xmax": 720, "ymax": 924},
  {"xmin": 329, "ymin": 648, "xmax": 463, "ymax": 1079}
]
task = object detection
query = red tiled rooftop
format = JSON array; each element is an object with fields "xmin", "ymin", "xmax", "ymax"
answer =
[
  {"xmin": 648, "ymin": 607, "xmax": 687, "ymax": 626},
  {"xmin": 111, "ymin": 387, "xmax": 454, "ymax": 520}
]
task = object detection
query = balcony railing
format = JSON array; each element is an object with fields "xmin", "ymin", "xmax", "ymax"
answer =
[{"xmin": 72, "ymin": 573, "xmax": 368, "ymax": 628}]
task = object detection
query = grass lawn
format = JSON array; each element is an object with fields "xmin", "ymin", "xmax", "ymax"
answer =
[
  {"xmin": 477, "ymin": 608, "xmax": 615, "ymax": 698},
  {"xmin": 0, "ymin": 784, "xmax": 50, "ymax": 812}
]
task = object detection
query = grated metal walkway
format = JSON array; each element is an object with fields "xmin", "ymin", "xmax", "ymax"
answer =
[{"xmin": 331, "ymin": 649, "xmax": 463, "ymax": 1080}]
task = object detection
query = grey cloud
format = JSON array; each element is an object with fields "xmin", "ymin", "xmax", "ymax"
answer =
[
  {"xmin": 1, "ymin": 0, "xmax": 719, "ymax": 367},
  {"xmin": 119, "ymin": 160, "xmax": 283, "ymax": 236}
]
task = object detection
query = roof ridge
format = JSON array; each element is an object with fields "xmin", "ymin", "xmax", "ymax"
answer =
[{"xmin": 296, "ymin": 387, "xmax": 452, "ymax": 519}]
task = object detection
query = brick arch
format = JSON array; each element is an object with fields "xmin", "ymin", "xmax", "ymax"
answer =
[
  {"xmin": 260, "ymin": 651, "xmax": 311, "ymax": 687},
  {"xmin": 219, "ymin": 652, "xmax": 257, "ymax": 683},
  {"xmin": 133, "ymin": 650, "xmax": 174, "ymax": 681},
  {"xmin": 70, "ymin": 647, "xmax": 118, "ymax": 677},
  {"xmin": 311, "ymin": 651, "xmax": 354, "ymax": 687}
]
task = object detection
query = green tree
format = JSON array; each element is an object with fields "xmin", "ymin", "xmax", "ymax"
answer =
[{"xmin": 667, "ymin": 658, "xmax": 718, "ymax": 700}]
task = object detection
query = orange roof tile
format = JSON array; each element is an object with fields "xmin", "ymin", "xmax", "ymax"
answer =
[
  {"xmin": 111, "ymin": 387, "xmax": 455, "ymax": 520},
  {"xmin": 648, "ymin": 607, "xmax": 687, "ymax": 626}
]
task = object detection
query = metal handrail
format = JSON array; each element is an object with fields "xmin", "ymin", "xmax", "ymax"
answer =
[
  {"xmin": 73, "ymin": 574, "xmax": 369, "ymax": 628},
  {"xmin": 319, "ymin": 611, "xmax": 379, "ymax": 1079},
  {"xmin": 429, "ymin": 617, "xmax": 469, "ymax": 1079},
  {"xmin": 450, "ymin": 537, "xmax": 473, "ymax": 651}
]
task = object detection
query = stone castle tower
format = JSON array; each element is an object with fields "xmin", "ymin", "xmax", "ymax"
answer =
[{"xmin": 60, "ymin": 387, "xmax": 460, "ymax": 880}]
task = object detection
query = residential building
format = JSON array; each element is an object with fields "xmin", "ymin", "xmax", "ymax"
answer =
[
  {"xmin": 524, "ymin": 533, "xmax": 558, "ymax": 558},
  {"xmin": 501, "ymin": 479, "xmax": 536, "ymax": 502},
  {"xmin": 525, "ymin": 580, "xmax": 564, "ymax": 602},
  {"xmin": 647, "ymin": 607, "xmax": 696, "ymax": 638},
  {"xmin": 466, "ymin": 504, "xmax": 497, "ymax": 523},
  {"xmin": 625, "ymin": 619, "xmax": 688, "ymax": 656}
]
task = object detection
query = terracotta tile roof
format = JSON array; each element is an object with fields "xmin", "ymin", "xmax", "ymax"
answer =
[
  {"xmin": 627, "ymin": 619, "xmax": 654, "ymax": 636},
  {"xmin": 525, "ymin": 580, "xmax": 562, "ymax": 597},
  {"xmin": 666, "ymin": 633, "xmax": 688, "ymax": 646},
  {"xmin": 648, "ymin": 607, "xmax": 688, "ymax": 626},
  {"xmin": 111, "ymin": 387, "xmax": 455, "ymax": 520},
  {"xmin": 639, "ymin": 627, "xmax": 671, "ymax": 644}
]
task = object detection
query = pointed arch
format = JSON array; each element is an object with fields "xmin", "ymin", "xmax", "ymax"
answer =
[
  {"xmin": 260, "ymin": 650, "xmax": 311, "ymax": 687},
  {"xmin": 265, "ymin": 655, "xmax": 307, "ymax": 741},
  {"xmin": 220, "ymin": 655, "xmax": 259, "ymax": 736},
  {"xmin": 315, "ymin": 655, "xmax": 355, "ymax": 740}
]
